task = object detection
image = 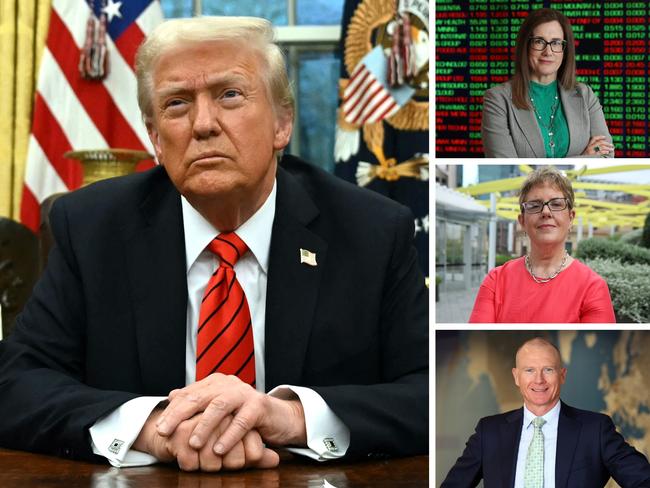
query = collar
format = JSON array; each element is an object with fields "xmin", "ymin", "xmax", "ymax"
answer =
[
  {"xmin": 181, "ymin": 180, "xmax": 277, "ymax": 274},
  {"xmin": 523, "ymin": 400, "xmax": 561, "ymax": 429},
  {"xmin": 529, "ymin": 79, "xmax": 558, "ymax": 91}
]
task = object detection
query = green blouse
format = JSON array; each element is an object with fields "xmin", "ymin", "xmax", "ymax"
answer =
[{"xmin": 529, "ymin": 80, "xmax": 569, "ymax": 158}]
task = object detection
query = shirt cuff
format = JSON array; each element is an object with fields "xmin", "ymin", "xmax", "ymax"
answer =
[
  {"xmin": 89, "ymin": 396, "xmax": 167, "ymax": 467},
  {"xmin": 268, "ymin": 385, "xmax": 350, "ymax": 461}
]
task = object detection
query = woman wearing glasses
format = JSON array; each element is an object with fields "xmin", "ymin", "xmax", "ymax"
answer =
[
  {"xmin": 470, "ymin": 167, "xmax": 615, "ymax": 322},
  {"xmin": 481, "ymin": 9, "xmax": 613, "ymax": 158}
]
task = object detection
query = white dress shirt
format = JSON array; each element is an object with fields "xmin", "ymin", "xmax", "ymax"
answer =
[
  {"xmin": 89, "ymin": 180, "xmax": 349, "ymax": 466},
  {"xmin": 514, "ymin": 401, "xmax": 561, "ymax": 488}
]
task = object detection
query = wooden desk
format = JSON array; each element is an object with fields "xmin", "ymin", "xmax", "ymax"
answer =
[{"xmin": 0, "ymin": 448, "xmax": 428, "ymax": 487}]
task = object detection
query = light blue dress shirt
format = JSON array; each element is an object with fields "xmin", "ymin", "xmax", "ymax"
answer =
[{"xmin": 514, "ymin": 401, "xmax": 561, "ymax": 488}]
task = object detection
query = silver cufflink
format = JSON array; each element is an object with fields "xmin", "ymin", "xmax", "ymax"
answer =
[
  {"xmin": 108, "ymin": 438, "xmax": 124, "ymax": 455},
  {"xmin": 323, "ymin": 437, "xmax": 338, "ymax": 452}
]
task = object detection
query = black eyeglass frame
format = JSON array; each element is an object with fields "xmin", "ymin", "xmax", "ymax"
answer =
[
  {"xmin": 528, "ymin": 37, "xmax": 567, "ymax": 53},
  {"xmin": 520, "ymin": 197, "xmax": 571, "ymax": 214}
]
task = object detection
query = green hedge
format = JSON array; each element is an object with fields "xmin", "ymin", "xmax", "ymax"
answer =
[
  {"xmin": 619, "ymin": 229, "xmax": 642, "ymax": 246},
  {"xmin": 496, "ymin": 254, "xmax": 516, "ymax": 266},
  {"xmin": 643, "ymin": 212, "xmax": 650, "ymax": 249},
  {"xmin": 576, "ymin": 238, "xmax": 650, "ymax": 265},
  {"xmin": 585, "ymin": 258, "xmax": 650, "ymax": 323}
]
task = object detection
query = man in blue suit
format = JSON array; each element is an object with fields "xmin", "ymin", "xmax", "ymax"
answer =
[
  {"xmin": 441, "ymin": 338, "xmax": 650, "ymax": 488},
  {"xmin": 0, "ymin": 16, "xmax": 427, "ymax": 471}
]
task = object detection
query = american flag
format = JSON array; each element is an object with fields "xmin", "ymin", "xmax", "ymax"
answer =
[
  {"xmin": 341, "ymin": 46, "xmax": 413, "ymax": 126},
  {"xmin": 21, "ymin": 0, "xmax": 163, "ymax": 231},
  {"xmin": 335, "ymin": 0, "xmax": 429, "ymax": 276}
]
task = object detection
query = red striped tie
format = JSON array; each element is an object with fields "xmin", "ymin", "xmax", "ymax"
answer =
[{"xmin": 196, "ymin": 233, "xmax": 255, "ymax": 386}]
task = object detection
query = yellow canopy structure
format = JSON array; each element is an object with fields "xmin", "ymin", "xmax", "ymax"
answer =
[{"xmin": 458, "ymin": 165, "xmax": 650, "ymax": 228}]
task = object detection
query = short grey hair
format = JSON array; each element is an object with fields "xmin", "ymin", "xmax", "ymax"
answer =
[
  {"xmin": 519, "ymin": 166, "xmax": 575, "ymax": 210},
  {"xmin": 135, "ymin": 16, "xmax": 294, "ymax": 120},
  {"xmin": 515, "ymin": 337, "xmax": 564, "ymax": 368}
]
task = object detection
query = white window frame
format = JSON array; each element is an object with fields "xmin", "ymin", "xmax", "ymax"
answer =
[{"xmin": 190, "ymin": 0, "xmax": 343, "ymax": 157}]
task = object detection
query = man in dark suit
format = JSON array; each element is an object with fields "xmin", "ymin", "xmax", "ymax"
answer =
[
  {"xmin": 441, "ymin": 338, "xmax": 650, "ymax": 488},
  {"xmin": 0, "ymin": 17, "xmax": 427, "ymax": 471}
]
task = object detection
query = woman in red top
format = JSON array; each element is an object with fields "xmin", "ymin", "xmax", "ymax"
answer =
[{"xmin": 469, "ymin": 167, "xmax": 615, "ymax": 323}]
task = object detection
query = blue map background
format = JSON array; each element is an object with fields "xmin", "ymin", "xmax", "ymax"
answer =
[{"xmin": 436, "ymin": 330, "xmax": 650, "ymax": 488}]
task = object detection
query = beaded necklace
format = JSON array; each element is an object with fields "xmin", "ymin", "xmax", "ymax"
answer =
[
  {"xmin": 530, "ymin": 92, "xmax": 560, "ymax": 158},
  {"xmin": 525, "ymin": 250, "xmax": 568, "ymax": 284}
]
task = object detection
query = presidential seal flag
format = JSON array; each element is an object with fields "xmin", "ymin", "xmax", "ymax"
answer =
[
  {"xmin": 20, "ymin": 0, "xmax": 163, "ymax": 232},
  {"xmin": 334, "ymin": 0, "xmax": 429, "ymax": 276}
]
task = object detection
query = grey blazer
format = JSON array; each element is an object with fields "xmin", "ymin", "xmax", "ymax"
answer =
[{"xmin": 481, "ymin": 81, "xmax": 613, "ymax": 158}]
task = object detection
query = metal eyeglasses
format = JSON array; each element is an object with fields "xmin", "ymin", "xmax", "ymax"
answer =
[
  {"xmin": 520, "ymin": 198, "xmax": 570, "ymax": 214},
  {"xmin": 529, "ymin": 37, "xmax": 567, "ymax": 53}
]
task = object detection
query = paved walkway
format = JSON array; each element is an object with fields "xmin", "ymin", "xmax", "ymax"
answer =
[{"xmin": 435, "ymin": 286, "xmax": 479, "ymax": 324}]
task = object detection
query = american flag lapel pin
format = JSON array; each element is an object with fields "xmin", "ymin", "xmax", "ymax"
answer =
[{"xmin": 299, "ymin": 248, "xmax": 317, "ymax": 266}]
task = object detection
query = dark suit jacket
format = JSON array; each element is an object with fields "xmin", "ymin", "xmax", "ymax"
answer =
[
  {"xmin": 441, "ymin": 401, "xmax": 650, "ymax": 488},
  {"xmin": 481, "ymin": 81, "xmax": 613, "ymax": 158},
  {"xmin": 0, "ymin": 155, "xmax": 428, "ymax": 462}
]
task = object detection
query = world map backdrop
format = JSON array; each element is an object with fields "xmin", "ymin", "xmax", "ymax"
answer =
[{"xmin": 436, "ymin": 330, "xmax": 650, "ymax": 488}]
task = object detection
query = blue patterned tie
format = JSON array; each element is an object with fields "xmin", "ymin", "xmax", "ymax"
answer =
[{"xmin": 524, "ymin": 417, "xmax": 546, "ymax": 488}]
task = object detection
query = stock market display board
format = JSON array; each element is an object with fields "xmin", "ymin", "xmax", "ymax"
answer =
[{"xmin": 436, "ymin": 1, "xmax": 650, "ymax": 157}]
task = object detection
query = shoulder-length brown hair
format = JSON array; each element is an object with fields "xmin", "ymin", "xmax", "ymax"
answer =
[{"xmin": 511, "ymin": 9, "xmax": 576, "ymax": 110}]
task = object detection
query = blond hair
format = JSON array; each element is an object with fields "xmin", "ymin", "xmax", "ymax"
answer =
[{"xmin": 135, "ymin": 16, "xmax": 294, "ymax": 120}]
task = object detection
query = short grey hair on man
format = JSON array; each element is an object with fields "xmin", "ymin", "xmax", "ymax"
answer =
[
  {"xmin": 135, "ymin": 16, "xmax": 295, "ymax": 121},
  {"xmin": 514, "ymin": 337, "xmax": 564, "ymax": 368}
]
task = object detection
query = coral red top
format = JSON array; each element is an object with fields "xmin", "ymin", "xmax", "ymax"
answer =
[{"xmin": 469, "ymin": 257, "xmax": 616, "ymax": 323}]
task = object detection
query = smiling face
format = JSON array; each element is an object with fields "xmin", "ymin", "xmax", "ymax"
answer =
[
  {"xmin": 528, "ymin": 20, "xmax": 565, "ymax": 83},
  {"xmin": 518, "ymin": 182, "xmax": 574, "ymax": 249},
  {"xmin": 512, "ymin": 341, "xmax": 566, "ymax": 416},
  {"xmin": 146, "ymin": 40, "xmax": 292, "ymax": 226}
]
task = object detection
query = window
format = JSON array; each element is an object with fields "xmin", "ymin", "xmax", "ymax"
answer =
[{"xmin": 159, "ymin": 0, "xmax": 344, "ymax": 172}]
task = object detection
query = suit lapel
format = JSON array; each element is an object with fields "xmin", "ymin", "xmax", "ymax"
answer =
[
  {"xmin": 264, "ymin": 166, "xmax": 326, "ymax": 390},
  {"xmin": 561, "ymin": 87, "xmax": 586, "ymax": 157},
  {"xmin": 511, "ymin": 102, "xmax": 546, "ymax": 158},
  {"xmin": 555, "ymin": 402, "xmax": 581, "ymax": 488},
  {"xmin": 123, "ymin": 169, "xmax": 187, "ymax": 394},
  {"xmin": 500, "ymin": 408, "xmax": 524, "ymax": 488}
]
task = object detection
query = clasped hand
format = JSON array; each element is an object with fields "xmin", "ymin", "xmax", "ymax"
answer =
[
  {"xmin": 134, "ymin": 373, "xmax": 306, "ymax": 471},
  {"xmin": 582, "ymin": 135, "xmax": 614, "ymax": 157}
]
